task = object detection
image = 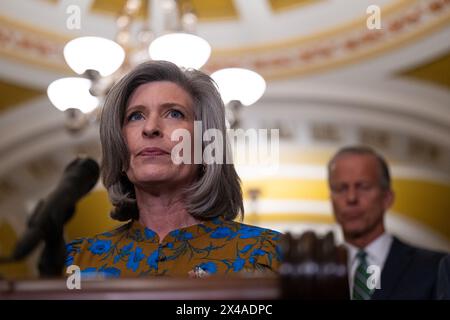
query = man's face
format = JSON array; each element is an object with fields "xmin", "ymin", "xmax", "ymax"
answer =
[{"xmin": 329, "ymin": 154, "xmax": 394, "ymax": 239}]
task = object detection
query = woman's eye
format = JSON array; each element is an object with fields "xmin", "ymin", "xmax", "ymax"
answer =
[
  {"xmin": 127, "ymin": 112, "xmax": 144, "ymax": 122},
  {"xmin": 167, "ymin": 109, "xmax": 184, "ymax": 119}
]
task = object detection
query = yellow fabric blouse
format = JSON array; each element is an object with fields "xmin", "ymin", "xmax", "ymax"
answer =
[{"xmin": 65, "ymin": 217, "xmax": 282, "ymax": 278}]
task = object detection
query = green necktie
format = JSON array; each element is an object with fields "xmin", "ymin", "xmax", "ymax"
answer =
[{"xmin": 352, "ymin": 250, "xmax": 374, "ymax": 300}]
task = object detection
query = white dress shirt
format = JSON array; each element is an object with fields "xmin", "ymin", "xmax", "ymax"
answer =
[{"xmin": 344, "ymin": 233, "xmax": 393, "ymax": 296}]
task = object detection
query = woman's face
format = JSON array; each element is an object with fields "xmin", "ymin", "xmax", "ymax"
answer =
[{"xmin": 122, "ymin": 81, "xmax": 197, "ymax": 189}]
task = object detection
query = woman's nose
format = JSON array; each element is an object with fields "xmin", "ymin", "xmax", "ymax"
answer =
[{"xmin": 142, "ymin": 116, "xmax": 162, "ymax": 138}]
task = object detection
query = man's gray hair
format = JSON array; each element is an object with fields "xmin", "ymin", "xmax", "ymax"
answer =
[
  {"xmin": 100, "ymin": 60, "xmax": 243, "ymax": 221},
  {"xmin": 327, "ymin": 145, "xmax": 391, "ymax": 190}
]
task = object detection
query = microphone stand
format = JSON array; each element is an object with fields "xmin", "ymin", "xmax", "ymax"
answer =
[
  {"xmin": 37, "ymin": 204, "xmax": 76, "ymax": 277},
  {"xmin": 0, "ymin": 200, "xmax": 76, "ymax": 278}
]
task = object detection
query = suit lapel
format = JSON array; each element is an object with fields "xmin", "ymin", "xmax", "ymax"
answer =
[{"xmin": 371, "ymin": 237, "xmax": 414, "ymax": 300}]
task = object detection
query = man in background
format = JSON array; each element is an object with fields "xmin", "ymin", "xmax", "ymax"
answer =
[{"xmin": 327, "ymin": 145, "xmax": 447, "ymax": 300}]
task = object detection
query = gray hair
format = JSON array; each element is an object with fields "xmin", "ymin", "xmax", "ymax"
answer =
[
  {"xmin": 100, "ymin": 60, "xmax": 244, "ymax": 221},
  {"xmin": 327, "ymin": 145, "xmax": 391, "ymax": 190}
]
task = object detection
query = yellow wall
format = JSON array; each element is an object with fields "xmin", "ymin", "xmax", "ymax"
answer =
[
  {"xmin": 61, "ymin": 177, "xmax": 450, "ymax": 242},
  {"xmin": 65, "ymin": 190, "xmax": 120, "ymax": 240},
  {"xmin": 0, "ymin": 221, "xmax": 30, "ymax": 279},
  {"xmin": 242, "ymin": 178, "xmax": 449, "ymax": 240}
]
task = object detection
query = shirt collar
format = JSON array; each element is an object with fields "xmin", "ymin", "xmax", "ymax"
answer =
[
  {"xmin": 345, "ymin": 233, "xmax": 393, "ymax": 269},
  {"xmin": 126, "ymin": 217, "xmax": 225, "ymax": 244}
]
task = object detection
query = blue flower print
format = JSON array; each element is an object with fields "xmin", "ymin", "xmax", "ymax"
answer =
[
  {"xmin": 239, "ymin": 244, "xmax": 254, "ymax": 254},
  {"xmin": 271, "ymin": 232, "xmax": 281, "ymax": 241},
  {"xmin": 232, "ymin": 258, "xmax": 245, "ymax": 272},
  {"xmin": 198, "ymin": 224, "xmax": 212, "ymax": 233},
  {"xmin": 171, "ymin": 230, "xmax": 194, "ymax": 241},
  {"xmin": 66, "ymin": 243, "xmax": 73, "ymax": 253},
  {"xmin": 197, "ymin": 262, "xmax": 217, "ymax": 274},
  {"xmin": 249, "ymin": 248, "xmax": 267, "ymax": 264},
  {"xmin": 126, "ymin": 247, "xmax": 145, "ymax": 272},
  {"xmin": 114, "ymin": 241, "xmax": 134, "ymax": 264},
  {"xmin": 239, "ymin": 226, "xmax": 263, "ymax": 239},
  {"xmin": 210, "ymin": 227, "xmax": 235, "ymax": 239},
  {"xmin": 121, "ymin": 241, "xmax": 134, "ymax": 253},
  {"xmin": 65, "ymin": 255, "xmax": 74, "ymax": 267},
  {"xmin": 80, "ymin": 267, "xmax": 98, "ymax": 279},
  {"xmin": 180, "ymin": 232, "xmax": 193, "ymax": 240},
  {"xmin": 65, "ymin": 240, "xmax": 83, "ymax": 266},
  {"xmin": 251, "ymin": 249, "xmax": 267, "ymax": 256},
  {"xmin": 99, "ymin": 266, "xmax": 121, "ymax": 278},
  {"xmin": 88, "ymin": 239, "xmax": 112, "ymax": 255},
  {"xmin": 166, "ymin": 242, "xmax": 174, "ymax": 249},
  {"xmin": 147, "ymin": 249, "xmax": 159, "ymax": 271},
  {"xmin": 275, "ymin": 244, "xmax": 282, "ymax": 261},
  {"xmin": 144, "ymin": 228, "xmax": 156, "ymax": 240},
  {"xmin": 65, "ymin": 216, "xmax": 281, "ymax": 277}
]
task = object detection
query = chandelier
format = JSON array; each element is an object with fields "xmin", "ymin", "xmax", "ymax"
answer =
[{"xmin": 47, "ymin": 0, "xmax": 266, "ymax": 133}]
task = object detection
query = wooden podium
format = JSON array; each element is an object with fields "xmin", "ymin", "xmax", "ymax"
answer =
[{"xmin": 0, "ymin": 277, "xmax": 279, "ymax": 300}]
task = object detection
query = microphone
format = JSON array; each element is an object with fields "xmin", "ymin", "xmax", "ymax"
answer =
[{"xmin": 9, "ymin": 157, "xmax": 100, "ymax": 265}]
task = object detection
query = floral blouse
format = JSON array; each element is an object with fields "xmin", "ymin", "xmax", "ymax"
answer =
[{"xmin": 65, "ymin": 217, "xmax": 282, "ymax": 278}]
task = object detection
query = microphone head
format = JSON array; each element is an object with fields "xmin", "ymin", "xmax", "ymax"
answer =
[{"xmin": 62, "ymin": 157, "xmax": 100, "ymax": 196}]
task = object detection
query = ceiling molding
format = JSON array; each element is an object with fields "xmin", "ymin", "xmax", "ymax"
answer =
[
  {"xmin": 205, "ymin": 0, "xmax": 450, "ymax": 79},
  {"xmin": 2, "ymin": 0, "xmax": 449, "ymax": 80}
]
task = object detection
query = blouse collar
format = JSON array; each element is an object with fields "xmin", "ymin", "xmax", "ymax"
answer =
[{"xmin": 126, "ymin": 217, "xmax": 225, "ymax": 244}]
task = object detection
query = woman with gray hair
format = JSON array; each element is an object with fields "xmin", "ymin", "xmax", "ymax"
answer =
[{"xmin": 66, "ymin": 61, "xmax": 281, "ymax": 278}]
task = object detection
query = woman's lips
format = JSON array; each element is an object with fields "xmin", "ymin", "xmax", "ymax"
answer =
[{"xmin": 138, "ymin": 147, "xmax": 170, "ymax": 157}]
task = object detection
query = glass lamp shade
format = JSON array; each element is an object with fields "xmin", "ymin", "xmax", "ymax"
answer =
[
  {"xmin": 148, "ymin": 33, "xmax": 211, "ymax": 69},
  {"xmin": 63, "ymin": 37, "xmax": 125, "ymax": 76},
  {"xmin": 47, "ymin": 78, "xmax": 99, "ymax": 113},
  {"xmin": 210, "ymin": 68, "xmax": 266, "ymax": 106}
]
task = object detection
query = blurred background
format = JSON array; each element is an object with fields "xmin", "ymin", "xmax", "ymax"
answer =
[{"xmin": 0, "ymin": 0, "xmax": 449, "ymax": 278}]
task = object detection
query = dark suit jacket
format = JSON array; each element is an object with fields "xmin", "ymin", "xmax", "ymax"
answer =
[
  {"xmin": 371, "ymin": 237, "xmax": 446, "ymax": 300},
  {"xmin": 436, "ymin": 254, "xmax": 450, "ymax": 300}
]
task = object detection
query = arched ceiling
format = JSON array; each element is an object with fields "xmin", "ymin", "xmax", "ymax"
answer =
[
  {"xmin": 0, "ymin": 0, "xmax": 449, "ymax": 82},
  {"xmin": 0, "ymin": 0, "xmax": 449, "ymax": 109}
]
